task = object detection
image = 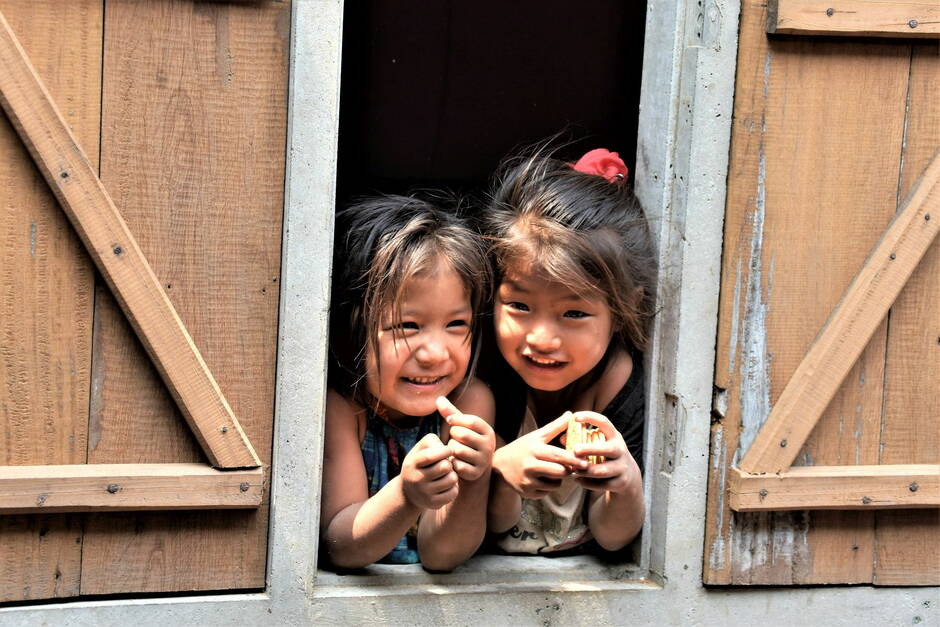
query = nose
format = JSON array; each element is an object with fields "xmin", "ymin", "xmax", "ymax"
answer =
[
  {"xmin": 414, "ymin": 334, "xmax": 449, "ymax": 366},
  {"xmin": 526, "ymin": 322, "xmax": 561, "ymax": 353}
]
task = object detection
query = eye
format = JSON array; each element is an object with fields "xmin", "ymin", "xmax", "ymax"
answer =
[
  {"xmin": 563, "ymin": 310, "xmax": 590, "ymax": 319},
  {"xmin": 386, "ymin": 321, "xmax": 419, "ymax": 332},
  {"xmin": 446, "ymin": 318, "xmax": 469, "ymax": 330},
  {"xmin": 505, "ymin": 301, "xmax": 530, "ymax": 312}
]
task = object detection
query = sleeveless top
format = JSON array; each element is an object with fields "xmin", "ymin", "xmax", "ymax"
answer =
[
  {"xmin": 360, "ymin": 409, "xmax": 441, "ymax": 564},
  {"xmin": 496, "ymin": 354, "xmax": 645, "ymax": 555}
]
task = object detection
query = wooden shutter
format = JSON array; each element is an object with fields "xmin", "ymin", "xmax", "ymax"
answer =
[
  {"xmin": 1, "ymin": 0, "xmax": 288, "ymax": 601},
  {"xmin": 704, "ymin": 0, "xmax": 938, "ymax": 585}
]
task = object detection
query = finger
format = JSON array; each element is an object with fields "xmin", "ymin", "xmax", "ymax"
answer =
[
  {"xmin": 448, "ymin": 426, "xmax": 486, "ymax": 451},
  {"xmin": 414, "ymin": 432, "xmax": 445, "ymax": 451},
  {"xmin": 452, "ymin": 458, "xmax": 482, "ymax": 480},
  {"xmin": 532, "ymin": 444, "xmax": 588, "ymax": 470},
  {"xmin": 436, "ymin": 395, "xmax": 461, "ymax": 419},
  {"xmin": 449, "ymin": 439, "xmax": 481, "ymax": 462},
  {"xmin": 527, "ymin": 459, "xmax": 575, "ymax": 480},
  {"xmin": 573, "ymin": 461, "xmax": 621, "ymax": 480},
  {"xmin": 533, "ymin": 411, "xmax": 574, "ymax": 443},
  {"xmin": 426, "ymin": 469, "xmax": 459, "ymax": 493},
  {"xmin": 572, "ymin": 441, "xmax": 620, "ymax": 461},
  {"xmin": 445, "ymin": 412, "xmax": 489, "ymax": 435},
  {"xmin": 427, "ymin": 485, "xmax": 459, "ymax": 509},
  {"xmin": 573, "ymin": 411, "xmax": 618, "ymax": 439},
  {"xmin": 417, "ymin": 452, "xmax": 457, "ymax": 478}
]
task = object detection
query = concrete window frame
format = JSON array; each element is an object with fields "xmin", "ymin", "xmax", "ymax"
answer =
[{"xmin": 4, "ymin": 1, "xmax": 933, "ymax": 624}]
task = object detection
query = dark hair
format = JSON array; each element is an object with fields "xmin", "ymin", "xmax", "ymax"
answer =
[
  {"xmin": 485, "ymin": 149, "xmax": 656, "ymax": 351},
  {"xmin": 329, "ymin": 194, "xmax": 491, "ymax": 408}
]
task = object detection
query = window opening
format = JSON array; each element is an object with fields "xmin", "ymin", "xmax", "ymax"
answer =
[{"xmin": 325, "ymin": 0, "xmax": 650, "ymax": 582}]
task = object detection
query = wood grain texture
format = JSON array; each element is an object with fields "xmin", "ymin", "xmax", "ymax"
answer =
[
  {"xmin": 875, "ymin": 42, "xmax": 940, "ymax": 586},
  {"xmin": 730, "ymin": 465, "xmax": 940, "ymax": 511},
  {"xmin": 0, "ymin": 8, "xmax": 259, "ymax": 470},
  {"xmin": 0, "ymin": 1, "xmax": 101, "ymax": 603},
  {"xmin": 768, "ymin": 0, "xmax": 940, "ymax": 38},
  {"xmin": 705, "ymin": 0, "xmax": 911, "ymax": 585},
  {"xmin": 739, "ymin": 150, "xmax": 940, "ymax": 474},
  {"xmin": 79, "ymin": 0, "xmax": 289, "ymax": 595},
  {"xmin": 0, "ymin": 464, "xmax": 262, "ymax": 514}
]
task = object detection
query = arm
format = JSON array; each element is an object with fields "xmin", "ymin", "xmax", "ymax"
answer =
[
  {"xmin": 416, "ymin": 379, "xmax": 495, "ymax": 571},
  {"xmin": 489, "ymin": 413, "xmax": 588, "ymax": 532},
  {"xmin": 320, "ymin": 390, "xmax": 456, "ymax": 568},
  {"xmin": 570, "ymin": 411, "xmax": 645, "ymax": 551}
]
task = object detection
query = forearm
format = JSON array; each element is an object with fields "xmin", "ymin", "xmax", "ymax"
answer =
[
  {"xmin": 487, "ymin": 474, "xmax": 523, "ymax": 533},
  {"xmin": 587, "ymin": 478, "xmax": 644, "ymax": 551},
  {"xmin": 417, "ymin": 470, "xmax": 491, "ymax": 571},
  {"xmin": 323, "ymin": 475, "xmax": 422, "ymax": 568}
]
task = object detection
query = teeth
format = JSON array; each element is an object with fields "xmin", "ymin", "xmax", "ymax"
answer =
[
  {"xmin": 527, "ymin": 355, "xmax": 560, "ymax": 366},
  {"xmin": 406, "ymin": 376, "xmax": 444, "ymax": 384}
]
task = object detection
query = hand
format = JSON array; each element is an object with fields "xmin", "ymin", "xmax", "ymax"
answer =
[
  {"xmin": 492, "ymin": 412, "xmax": 589, "ymax": 499},
  {"xmin": 400, "ymin": 433, "xmax": 459, "ymax": 510},
  {"xmin": 568, "ymin": 411, "xmax": 641, "ymax": 494},
  {"xmin": 436, "ymin": 396, "xmax": 495, "ymax": 481}
]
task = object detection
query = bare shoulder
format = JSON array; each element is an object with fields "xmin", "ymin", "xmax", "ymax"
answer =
[
  {"xmin": 325, "ymin": 388, "xmax": 366, "ymax": 443},
  {"xmin": 593, "ymin": 347, "xmax": 633, "ymax": 412},
  {"xmin": 449, "ymin": 377, "xmax": 495, "ymax": 425}
]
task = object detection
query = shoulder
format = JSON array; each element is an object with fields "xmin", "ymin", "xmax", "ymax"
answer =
[
  {"xmin": 449, "ymin": 377, "xmax": 495, "ymax": 426},
  {"xmin": 592, "ymin": 347, "xmax": 633, "ymax": 412},
  {"xmin": 326, "ymin": 388, "xmax": 367, "ymax": 443}
]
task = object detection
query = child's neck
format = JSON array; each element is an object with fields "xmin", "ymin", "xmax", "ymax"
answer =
[{"xmin": 527, "ymin": 376, "xmax": 594, "ymax": 425}]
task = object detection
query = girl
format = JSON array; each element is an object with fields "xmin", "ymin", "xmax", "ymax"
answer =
[
  {"xmin": 321, "ymin": 195, "xmax": 496, "ymax": 570},
  {"xmin": 483, "ymin": 147, "xmax": 656, "ymax": 554}
]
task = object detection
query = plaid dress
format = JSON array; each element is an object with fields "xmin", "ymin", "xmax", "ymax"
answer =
[{"xmin": 360, "ymin": 409, "xmax": 441, "ymax": 564}]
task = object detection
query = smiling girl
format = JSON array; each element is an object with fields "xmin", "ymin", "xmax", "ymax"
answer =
[
  {"xmin": 321, "ymin": 195, "xmax": 495, "ymax": 570},
  {"xmin": 483, "ymin": 148, "xmax": 656, "ymax": 554}
]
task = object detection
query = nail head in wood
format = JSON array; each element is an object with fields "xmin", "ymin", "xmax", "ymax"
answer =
[
  {"xmin": 107, "ymin": 483, "xmax": 120, "ymax": 494},
  {"xmin": 909, "ymin": 19, "xmax": 918, "ymax": 29},
  {"xmin": 861, "ymin": 496, "xmax": 872, "ymax": 504},
  {"xmin": 780, "ymin": 439, "xmax": 788, "ymax": 447},
  {"xmin": 113, "ymin": 246, "xmax": 122, "ymax": 255},
  {"xmin": 909, "ymin": 482, "xmax": 919, "ymax": 492},
  {"xmin": 239, "ymin": 482, "xmax": 250, "ymax": 492},
  {"xmin": 60, "ymin": 171, "xmax": 68, "ymax": 179},
  {"xmin": 220, "ymin": 425, "xmax": 229, "ymax": 433},
  {"xmin": 926, "ymin": 214, "xmax": 931, "ymax": 221},
  {"xmin": 825, "ymin": 7, "xmax": 834, "ymax": 16},
  {"xmin": 890, "ymin": 253, "xmax": 896, "ymax": 260},
  {"xmin": 759, "ymin": 488, "xmax": 768, "ymax": 499}
]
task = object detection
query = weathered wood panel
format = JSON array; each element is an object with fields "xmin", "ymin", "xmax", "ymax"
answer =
[
  {"xmin": 79, "ymin": 0, "xmax": 288, "ymax": 594},
  {"xmin": 0, "ymin": 1, "xmax": 101, "ymax": 602},
  {"xmin": 874, "ymin": 42, "xmax": 940, "ymax": 586},
  {"xmin": 705, "ymin": 0, "xmax": 915, "ymax": 585}
]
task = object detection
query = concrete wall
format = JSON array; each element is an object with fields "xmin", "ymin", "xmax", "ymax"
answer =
[{"xmin": 2, "ymin": 0, "xmax": 936, "ymax": 625}]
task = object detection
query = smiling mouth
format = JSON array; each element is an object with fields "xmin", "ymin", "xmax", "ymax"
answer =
[
  {"xmin": 402, "ymin": 375, "xmax": 447, "ymax": 386},
  {"xmin": 523, "ymin": 355, "xmax": 566, "ymax": 369}
]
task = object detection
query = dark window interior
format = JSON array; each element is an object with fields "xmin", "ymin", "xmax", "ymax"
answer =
[{"xmin": 337, "ymin": 1, "xmax": 647, "ymax": 205}]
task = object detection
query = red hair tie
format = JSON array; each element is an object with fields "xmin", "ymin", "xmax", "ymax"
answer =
[{"xmin": 569, "ymin": 148, "xmax": 628, "ymax": 183}]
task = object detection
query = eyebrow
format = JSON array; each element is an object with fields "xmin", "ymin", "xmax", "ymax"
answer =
[
  {"xmin": 399, "ymin": 306, "xmax": 471, "ymax": 318},
  {"xmin": 502, "ymin": 280, "xmax": 587, "ymax": 303}
]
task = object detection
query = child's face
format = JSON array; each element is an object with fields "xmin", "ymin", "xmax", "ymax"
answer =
[
  {"xmin": 494, "ymin": 270, "xmax": 614, "ymax": 392},
  {"xmin": 365, "ymin": 265, "xmax": 473, "ymax": 420}
]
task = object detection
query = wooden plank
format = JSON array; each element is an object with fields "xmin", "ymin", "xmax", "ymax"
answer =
[
  {"xmin": 768, "ymin": 0, "xmax": 940, "ymax": 38},
  {"xmin": 0, "ymin": 464, "xmax": 262, "ymax": 514},
  {"xmin": 875, "ymin": 42, "xmax": 940, "ymax": 586},
  {"xmin": 730, "ymin": 465, "xmax": 940, "ymax": 511},
  {"xmin": 0, "ymin": 0, "xmax": 101, "ymax": 603},
  {"xmin": 0, "ymin": 7, "xmax": 260, "ymax": 470},
  {"xmin": 79, "ymin": 0, "xmax": 289, "ymax": 596},
  {"xmin": 740, "ymin": 151, "xmax": 940, "ymax": 474},
  {"xmin": 704, "ymin": 0, "xmax": 911, "ymax": 584}
]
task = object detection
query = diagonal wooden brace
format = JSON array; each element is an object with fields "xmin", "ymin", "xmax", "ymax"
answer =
[
  {"xmin": 739, "ymin": 151, "xmax": 940, "ymax": 474},
  {"xmin": 0, "ymin": 9, "xmax": 260, "ymax": 469}
]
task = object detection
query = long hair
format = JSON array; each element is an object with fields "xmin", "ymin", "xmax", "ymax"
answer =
[
  {"xmin": 485, "ymin": 147, "xmax": 656, "ymax": 351},
  {"xmin": 329, "ymin": 194, "xmax": 491, "ymax": 408}
]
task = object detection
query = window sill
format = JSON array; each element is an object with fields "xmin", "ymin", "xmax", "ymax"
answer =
[{"xmin": 313, "ymin": 554, "xmax": 660, "ymax": 598}]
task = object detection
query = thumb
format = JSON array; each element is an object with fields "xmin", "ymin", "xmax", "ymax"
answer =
[
  {"xmin": 534, "ymin": 411, "xmax": 573, "ymax": 443},
  {"xmin": 416, "ymin": 432, "xmax": 444, "ymax": 450},
  {"xmin": 436, "ymin": 396, "xmax": 461, "ymax": 419}
]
